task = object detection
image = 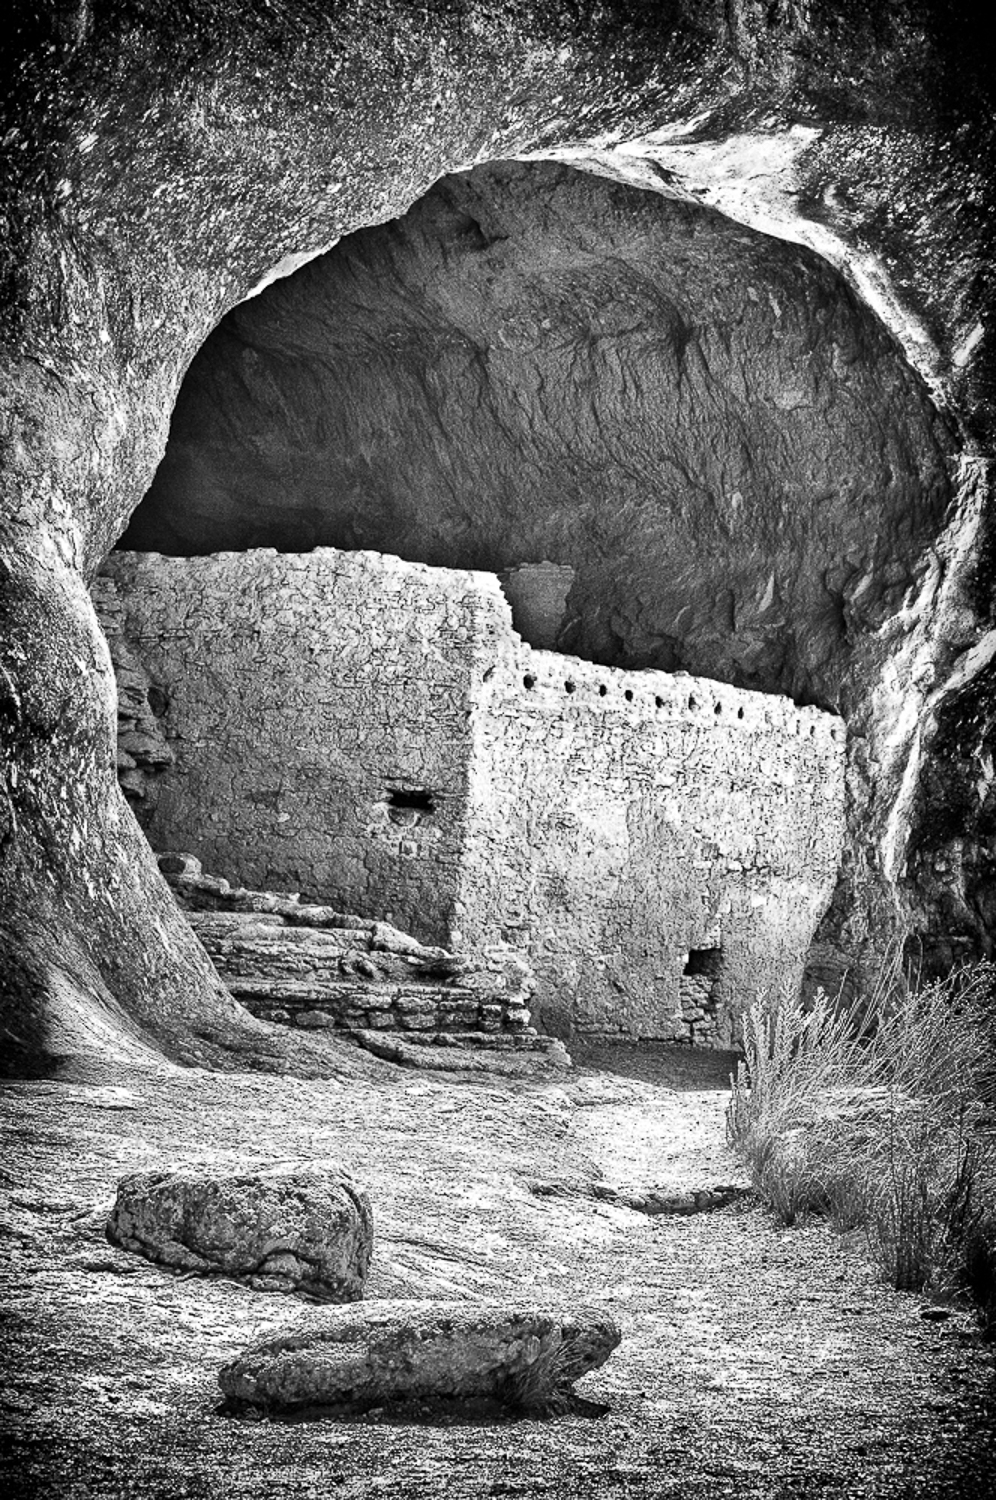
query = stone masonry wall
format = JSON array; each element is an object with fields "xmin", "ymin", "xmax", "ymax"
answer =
[
  {"xmin": 89, "ymin": 574, "xmax": 174, "ymax": 820},
  {"xmin": 462, "ymin": 642, "xmax": 845, "ymax": 1044},
  {"xmin": 100, "ymin": 549, "xmax": 488, "ymax": 945},
  {"xmin": 98, "ymin": 547, "xmax": 846, "ymax": 1044}
]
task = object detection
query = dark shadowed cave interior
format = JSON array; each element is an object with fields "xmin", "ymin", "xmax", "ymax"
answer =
[{"xmin": 125, "ymin": 158, "xmax": 952, "ymax": 714}]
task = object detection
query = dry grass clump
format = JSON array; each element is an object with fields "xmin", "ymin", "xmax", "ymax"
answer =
[{"xmin": 727, "ymin": 958, "xmax": 996, "ymax": 1332}]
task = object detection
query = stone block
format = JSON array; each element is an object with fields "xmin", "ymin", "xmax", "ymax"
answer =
[
  {"xmin": 393, "ymin": 993, "xmax": 438, "ymax": 1014},
  {"xmin": 218, "ymin": 1300, "xmax": 620, "ymax": 1411},
  {"xmin": 106, "ymin": 1164, "xmax": 372, "ymax": 1301},
  {"xmin": 397, "ymin": 1013, "xmax": 438, "ymax": 1030},
  {"xmin": 503, "ymin": 1005, "xmax": 532, "ymax": 1029}
]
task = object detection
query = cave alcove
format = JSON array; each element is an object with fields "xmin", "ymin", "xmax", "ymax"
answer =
[
  {"xmin": 122, "ymin": 157, "xmax": 953, "ymax": 716},
  {"xmin": 2, "ymin": 0, "xmax": 992, "ymax": 1078},
  {"xmin": 109, "ymin": 156, "xmax": 965, "ymax": 1008}
]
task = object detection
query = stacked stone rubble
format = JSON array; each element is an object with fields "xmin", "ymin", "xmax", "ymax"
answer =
[
  {"xmin": 161, "ymin": 855, "xmax": 562, "ymax": 1058},
  {"xmin": 676, "ymin": 974, "xmax": 721, "ymax": 1047}
]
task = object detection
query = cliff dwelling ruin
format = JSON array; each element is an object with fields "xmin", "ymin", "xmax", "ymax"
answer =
[
  {"xmin": 83, "ymin": 150, "xmax": 963, "ymax": 1052},
  {"xmin": 4, "ymin": 4, "xmax": 996, "ymax": 1494},
  {"xmin": 2, "ymin": 0, "xmax": 991, "ymax": 1082},
  {"xmin": 95, "ymin": 544, "xmax": 845, "ymax": 1045}
]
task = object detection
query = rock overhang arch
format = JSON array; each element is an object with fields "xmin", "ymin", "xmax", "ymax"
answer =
[
  {"xmin": 114, "ymin": 143, "xmax": 975, "ymax": 992},
  {"xmin": 120, "ymin": 153, "xmax": 956, "ymax": 712},
  {"xmin": 1, "ymin": 0, "xmax": 993, "ymax": 1072}
]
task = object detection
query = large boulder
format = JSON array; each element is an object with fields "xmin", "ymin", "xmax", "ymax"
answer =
[
  {"xmin": 106, "ymin": 1163, "xmax": 372, "ymax": 1301},
  {"xmin": 218, "ymin": 1300, "xmax": 621, "ymax": 1412}
]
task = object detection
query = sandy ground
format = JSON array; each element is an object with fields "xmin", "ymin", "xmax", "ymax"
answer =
[{"xmin": 2, "ymin": 1044, "xmax": 995, "ymax": 1498}]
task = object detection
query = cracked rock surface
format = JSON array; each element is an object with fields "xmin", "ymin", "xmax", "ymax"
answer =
[{"xmin": 105, "ymin": 1163, "xmax": 372, "ymax": 1302}]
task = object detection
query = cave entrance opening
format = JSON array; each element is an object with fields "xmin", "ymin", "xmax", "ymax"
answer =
[
  {"xmin": 119, "ymin": 156, "xmax": 950, "ymax": 709},
  {"xmin": 106, "ymin": 155, "xmax": 950, "ymax": 1042}
]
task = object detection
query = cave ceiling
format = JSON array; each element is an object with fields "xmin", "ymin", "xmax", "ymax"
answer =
[{"xmin": 125, "ymin": 157, "xmax": 956, "ymax": 715}]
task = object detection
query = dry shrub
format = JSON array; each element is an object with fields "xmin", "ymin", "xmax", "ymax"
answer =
[{"xmin": 727, "ymin": 958, "xmax": 996, "ymax": 1330}]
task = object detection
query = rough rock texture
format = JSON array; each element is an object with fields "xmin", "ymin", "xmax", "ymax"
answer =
[
  {"xmin": 88, "ymin": 574, "xmax": 173, "ymax": 818},
  {"xmin": 1, "ymin": 2, "xmax": 993, "ymax": 1070},
  {"xmin": 158, "ymin": 855, "xmax": 568, "ymax": 1063},
  {"xmin": 99, "ymin": 546, "xmax": 845, "ymax": 1041},
  {"xmin": 126, "ymin": 158, "xmax": 953, "ymax": 714},
  {"xmin": 499, "ymin": 562, "xmax": 575, "ymax": 651},
  {"xmin": 217, "ymin": 1300, "xmax": 621, "ymax": 1413},
  {"xmin": 106, "ymin": 1163, "xmax": 373, "ymax": 1301},
  {"xmin": 116, "ymin": 155, "xmax": 988, "ymax": 995}
]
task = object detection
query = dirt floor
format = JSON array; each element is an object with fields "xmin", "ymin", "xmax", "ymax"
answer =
[{"xmin": 2, "ymin": 1043, "xmax": 995, "ymax": 1498}]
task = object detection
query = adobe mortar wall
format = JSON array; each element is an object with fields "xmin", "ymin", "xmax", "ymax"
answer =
[
  {"xmin": 100, "ymin": 548, "xmax": 487, "ymax": 945},
  {"xmin": 98, "ymin": 547, "xmax": 846, "ymax": 1044},
  {"xmin": 462, "ymin": 643, "xmax": 845, "ymax": 1044}
]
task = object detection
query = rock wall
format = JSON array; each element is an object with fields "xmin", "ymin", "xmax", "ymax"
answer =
[
  {"xmin": 498, "ymin": 562, "xmax": 575, "ymax": 652},
  {"xmin": 88, "ymin": 576, "xmax": 173, "ymax": 820},
  {"xmin": 99, "ymin": 547, "xmax": 845, "ymax": 1043}
]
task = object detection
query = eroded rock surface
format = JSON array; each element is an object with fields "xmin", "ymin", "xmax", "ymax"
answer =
[
  {"xmin": 89, "ymin": 575, "xmax": 173, "ymax": 820},
  {"xmin": 218, "ymin": 1300, "xmax": 621, "ymax": 1413},
  {"xmin": 126, "ymin": 159, "xmax": 953, "ymax": 718},
  {"xmin": 106, "ymin": 1164, "xmax": 373, "ymax": 1301}
]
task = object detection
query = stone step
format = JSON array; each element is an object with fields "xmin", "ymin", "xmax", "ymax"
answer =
[
  {"xmin": 204, "ymin": 941, "xmax": 458, "ymax": 988},
  {"xmin": 350, "ymin": 1029, "xmax": 570, "ymax": 1070},
  {"xmin": 228, "ymin": 977, "xmax": 492, "ymax": 1008},
  {"xmin": 172, "ymin": 871, "xmax": 449, "ymax": 960},
  {"xmin": 196, "ymin": 931, "xmax": 474, "ymax": 989},
  {"xmin": 187, "ymin": 911, "xmax": 291, "ymax": 933},
  {"xmin": 189, "ymin": 912, "xmax": 369, "ymax": 947},
  {"xmin": 160, "ymin": 852, "xmax": 567, "ymax": 1066},
  {"xmin": 378, "ymin": 1029, "xmax": 549, "ymax": 1051},
  {"xmin": 194, "ymin": 922, "xmax": 392, "ymax": 953},
  {"xmin": 232, "ymin": 978, "xmax": 534, "ymax": 1035}
]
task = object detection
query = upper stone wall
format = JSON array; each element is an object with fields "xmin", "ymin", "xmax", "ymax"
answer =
[
  {"xmin": 100, "ymin": 548, "xmax": 488, "ymax": 945},
  {"xmin": 99, "ymin": 545, "xmax": 845, "ymax": 1043},
  {"xmin": 463, "ymin": 637, "xmax": 844, "ymax": 1040}
]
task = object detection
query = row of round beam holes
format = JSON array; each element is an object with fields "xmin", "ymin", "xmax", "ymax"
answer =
[
  {"xmin": 520, "ymin": 674, "xmax": 747, "ymax": 721},
  {"xmin": 522, "ymin": 681, "xmax": 832, "ymax": 741}
]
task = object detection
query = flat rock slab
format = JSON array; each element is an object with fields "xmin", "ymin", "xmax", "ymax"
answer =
[
  {"xmin": 106, "ymin": 1163, "xmax": 372, "ymax": 1301},
  {"xmin": 218, "ymin": 1300, "xmax": 620, "ymax": 1412}
]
